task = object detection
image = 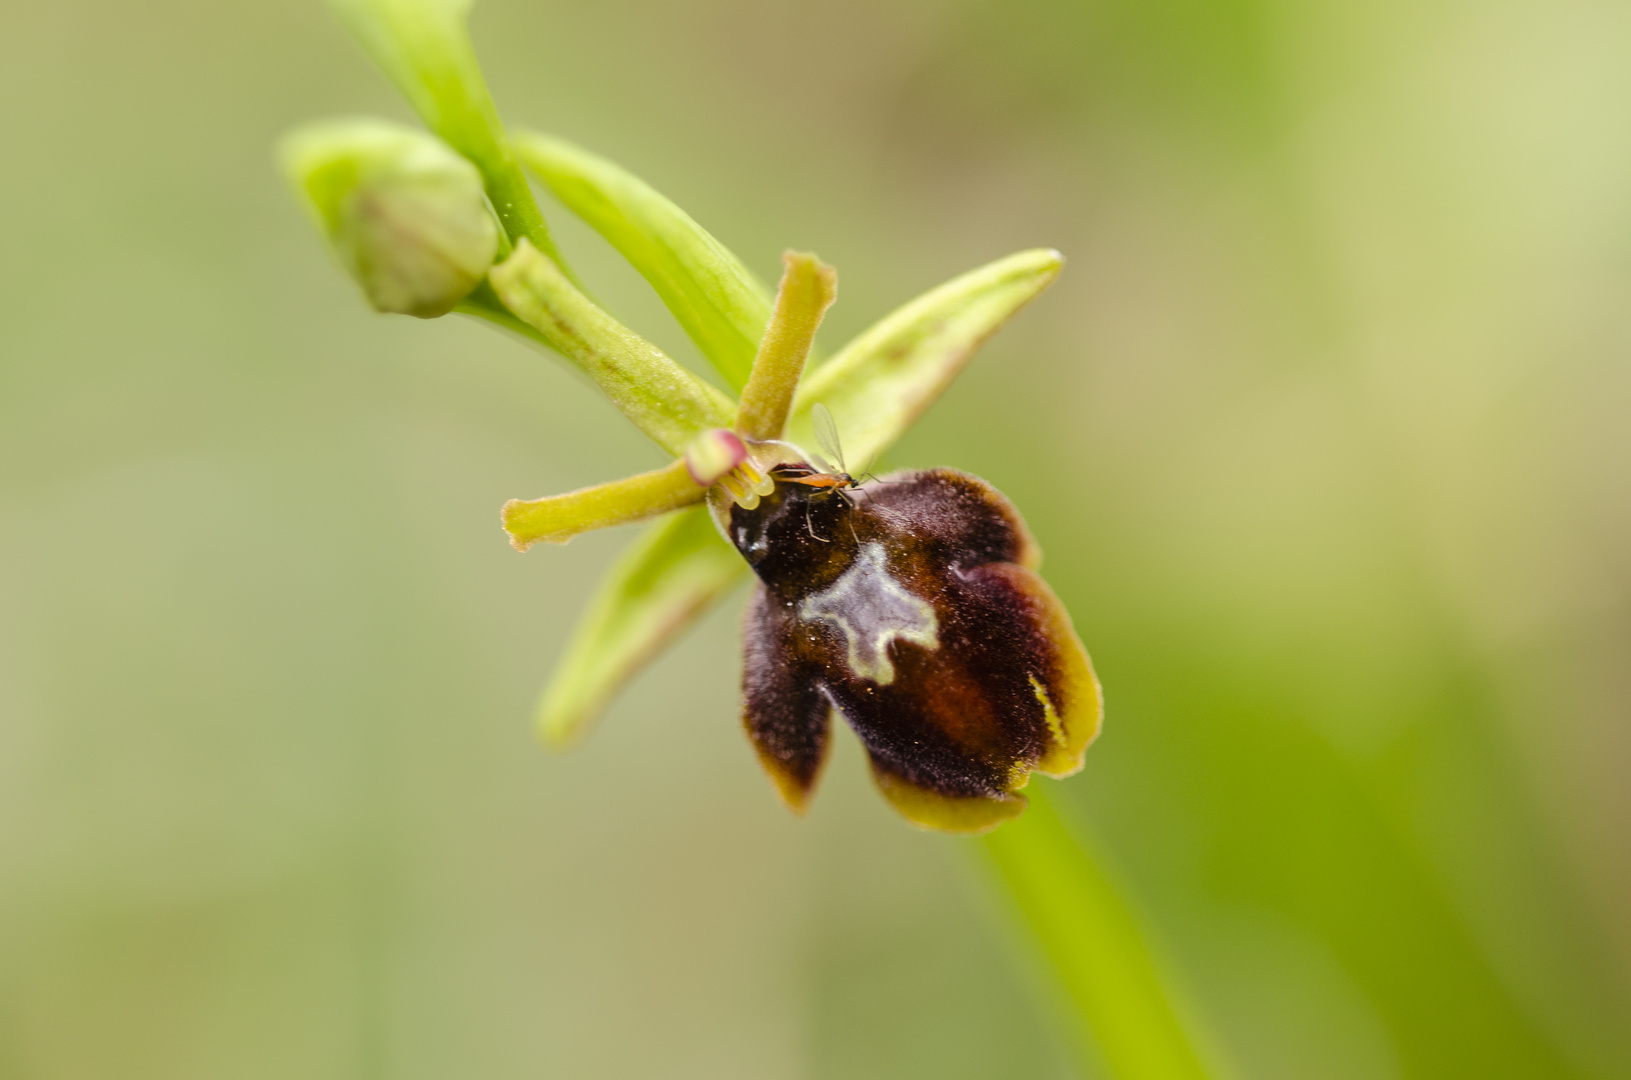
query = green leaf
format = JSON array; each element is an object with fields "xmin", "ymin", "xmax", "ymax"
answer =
[
  {"xmin": 327, "ymin": 0, "xmax": 563, "ymax": 265},
  {"xmin": 502, "ymin": 459, "xmax": 703, "ymax": 550},
  {"xmin": 515, "ymin": 131, "xmax": 773, "ymax": 390},
  {"xmin": 736, "ymin": 252, "xmax": 837, "ymax": 441},
  {"xmin": 790, "ymin": 249, "xmax": 1064, "ymax": 466},
  {"xmin": 538, "ymin": 505, "xmax": 747, "ymax": 748},
  {"xmin": 979, "ymin": 787, "xmax": 1223, "ymax": 1080},
  {"xmin": 487, "ymin": 240, "xmax": 737, "ymax": 455}
]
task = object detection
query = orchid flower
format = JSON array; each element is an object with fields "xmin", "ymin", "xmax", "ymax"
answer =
[
  {"xmin": 275, "ymin": 3, "xmax": 1225, "ymax": 1076},
  {"xmin": 282, "ymin": 0, "xmax": 1102, "ymax": 835}
]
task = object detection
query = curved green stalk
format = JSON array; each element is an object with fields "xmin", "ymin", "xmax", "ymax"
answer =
[
  {"xmin": 979, "ymin": 787, "xmax": 1224, "ymax": 1080},
  {"xmin": 488, "ymin": 241, "xmax": 736, "ymax": 455},
  {"xmin": 515, "ymin": 130, "xmax": 773, "ymax": 389},
  {"xmin": 328, "ymin": 0, "xmax": 564, "ymax": 266}
]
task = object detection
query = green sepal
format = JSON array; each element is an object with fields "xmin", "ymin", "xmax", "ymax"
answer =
[
  {"xmin": 327, "ymin": 0, "xmax": 562, "ymax": 265},
  {"xmin": 488, "ymin": 240, "xmax": 737, "ymax": 456},
  {"xmin": 538, "ymin": 505, "xmax": 747, "ymax": 748},
  {"xmin": 790, "ymin": 249, "xmax": 1064, "ymax": 465},
  {"xmin": 514, "ymin": 130, "xmax": 772, "ymax": 390},
  {"xmin": 502, "ymin": 459, "xmax": 703, "ymax": 550}
]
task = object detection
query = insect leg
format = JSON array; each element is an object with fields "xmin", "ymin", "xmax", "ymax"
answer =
[
  {"xmin": 804, "ymin": 497, "xmax": 828, "ymax": 543},
  {"xmin": 836, "ymin": 488, "xmax": 860, "ymax": 543}
]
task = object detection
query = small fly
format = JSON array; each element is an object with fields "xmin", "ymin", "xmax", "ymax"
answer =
[
  {"xmin": 770, "ymin": 404, "xmax": 867, "ymax": 541},
  {"xmin": 775, "ymin": 403, "xmax": 858, "ymax": 492}
]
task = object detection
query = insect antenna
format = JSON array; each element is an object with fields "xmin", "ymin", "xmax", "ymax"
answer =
[{"xmin": 853, "ymin": 452, "xmax": 899, "ymax": 487}]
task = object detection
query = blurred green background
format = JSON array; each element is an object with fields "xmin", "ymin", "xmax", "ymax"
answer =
[{"xmin": 3, "ymin": 0, "xmax": 1630, "ymax": 1077}]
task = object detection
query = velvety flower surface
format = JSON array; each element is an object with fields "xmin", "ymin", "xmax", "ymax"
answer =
[{"xmin": 731, "ymin": 464, "xmax": 1100, "ymax": 834}]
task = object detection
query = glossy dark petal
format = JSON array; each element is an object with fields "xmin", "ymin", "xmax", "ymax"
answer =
[{"xmin": 731, "ymin": 467, "xmax": 1100, "ymax": 833}]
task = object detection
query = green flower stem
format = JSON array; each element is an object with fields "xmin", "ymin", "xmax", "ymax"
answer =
[
  {"xmin": 454, "ymin": 278, "xmax": 556, "ymax": 348},
  {"xmin": 980, "ymin": 787, "xmax": 1220, "ymax": 1080},
  {"xmin": 502, "ymin": 459, "xmax": 702, "ymax": 550},
  {"xmin": 538, "ymin": 506, "xmax": 745, "ymax": 746},
  {"xmin": 328, "ymin": 0, "xmax": 564, "ymax": 267},
  {"xmin": 515, "ymin": 130, "xmax": 773, "ymax": 390},
  {"xmin": 791, "ymin": 248, "xmax": 1064, "ymax": 466},
  {"xmin": 736, "ymin": 252, "xmax": 836, "ymax": 442},
  {"xmin": 488, "ymin": 240, "xmax": 737, "ymax": 455}
]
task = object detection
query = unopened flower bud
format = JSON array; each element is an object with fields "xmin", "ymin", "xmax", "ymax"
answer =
[
  {"xmin": 684, "ymin": 428, "xmax": 748, "ymax": 486},
  {"xmin": 280, "ymin": 119, "xmax": 499, "ymax": 318}
]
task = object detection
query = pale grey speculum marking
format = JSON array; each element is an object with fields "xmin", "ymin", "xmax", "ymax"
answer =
[{"xmin": 798, "ymin": 542, "xmax": 940, "ymax": 685}]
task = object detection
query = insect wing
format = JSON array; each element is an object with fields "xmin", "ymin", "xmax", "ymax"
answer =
[{"xmin": 811, "ymin": 402, "xmax": 847, "ymax": 475}]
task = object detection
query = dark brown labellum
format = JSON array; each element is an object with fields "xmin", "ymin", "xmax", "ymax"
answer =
[{"xmin": 730, "ymin": 465, "xmax": 1100, "ymax": 833}]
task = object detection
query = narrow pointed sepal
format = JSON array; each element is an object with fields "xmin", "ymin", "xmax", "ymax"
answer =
[{"xmin": 728, "ymin": 466, "xmax": 1099, "ymax": 832}]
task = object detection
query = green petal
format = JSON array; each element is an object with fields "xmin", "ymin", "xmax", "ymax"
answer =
[
  {"xmin": 502, "ymin": 459, "xmax": 703, "ymax": 550},
  {"xmin": 790, "ymin": 249, "xmax": 1064, "ymax": 466},
  {"xmin": 488, "ymin": 240, "xmax": 737, "ymax": 455},
  {"xmin": 736, "ymin": 252, "xmax": 837, "ymax": 441},
  {"xmin": 538, "ymin": 505, "xmax": 747, "ymax": 748},
  {"xmin": 514, "ymin": 131, "xmax": 772, "ymax": 390},
  {"xmin": 327, "ymin": 0, "xmax": 562, "ymax": 265}
]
